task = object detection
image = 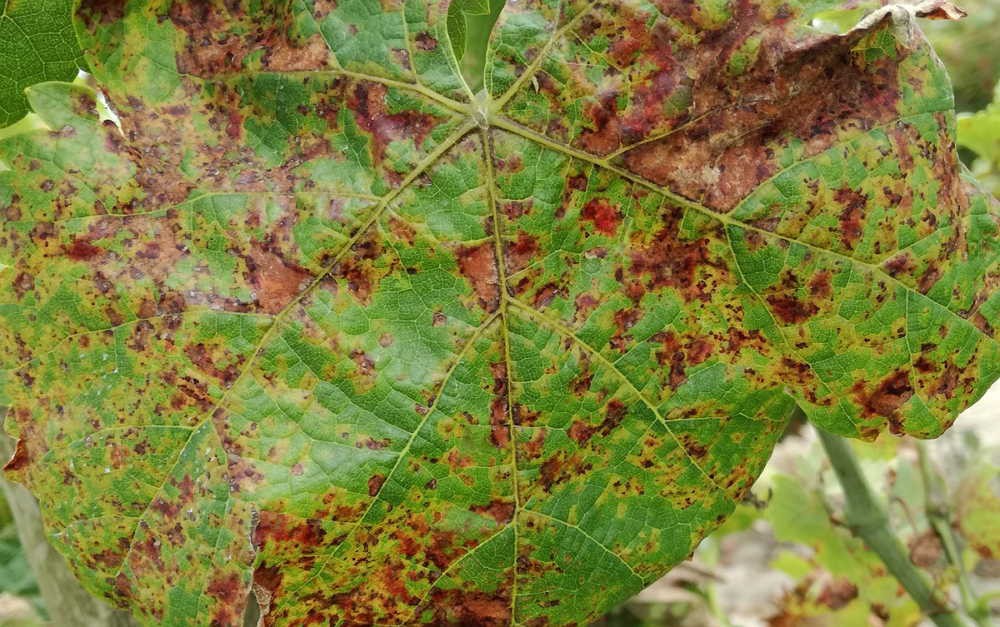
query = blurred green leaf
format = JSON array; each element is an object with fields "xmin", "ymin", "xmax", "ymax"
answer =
[{"xmin": 0, "ymin": 0, "xmax": 86, "ymax": 127}]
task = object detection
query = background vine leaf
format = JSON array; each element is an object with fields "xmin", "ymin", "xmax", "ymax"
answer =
[
  {"xmin": 0, "ymin": 0, "xmax": 85, "ymax": 128},
  {"xmin": 0, "ymin": 1, "xmax": 996, "ymax": 625}
]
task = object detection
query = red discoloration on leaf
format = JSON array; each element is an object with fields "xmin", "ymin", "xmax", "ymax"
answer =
[
  {"xmin": 183, "ymin": 344, "xmax": 240, "ymax": 384},
  {"xmin": 568, "ymin": 420, "xmax": 596, "ymax": 445},
  {"xmin": 654, "ymin": 332, "xmax": 715, "ymax": 388},
  {"xmin": 65, "ymin": 238, "xmax": 104, "ymax": 261},
  {"xmin": 253, "ymin": 563, "xmax": 283, "ymax": 597},
  {"xmin": 506, "ymin": 232, "xmax": 539, "ymax": 273},
  {"xmin": 368, "ymin": 474, "xmax": 386, "ymax": 497},
  {"xmin": 206, "ymin": 572, "xmax": 244, "ymax": 604},
  {"xmin": 349, "ymin": 82, "xmax": 440, "ymax": 163},
  {"xmin": 581, "ymin": 198, "xmax": 622, "ymax": 235},
  {"xmin": 457, "ymin": 242, "xmax": 500, "ymax": 312},
  {"xmin": 836, "ymin": 188, "xmax": 866, "ymax": 249},
  {"xmin": 426, "ymin": 589, "xmax": 511, "ymax": 626},
  {"xmin": 254, "ymin": 511, "xmax": 327, "ymax": 549},
  {"xmin": 470, "ymin": 499, "xmax": 516, "ymax": 525},
  {"xmin": 816, "ymin": 578, "xmax": 859, "ymax": 610},
  {"xmin": 3, "ymin": 438, "xmax": 30, "ymax": 472},
  {"xmin": 579, "ymin": 93, "xmax": 622, "ymax": 155},
  {"xmin": 629, "ymin": 207, "xmax": 712, "ymax": 301},
  {"xmin": 489, "ymin": 361, "xmax": 511, "ymax": 448},
  {"xmin": 622, "ymin": 23, "xmax": 903, "ymax": 210},
  {"xmin": 247, "ymin": 246, "xmax": 311, "ymax": 314},
  {"xmin": 767, "ymin": 294, "xmax": 820, "ymax": 324},
  {"xmin": 856, "ymin": 370, "xmax": 914, "ymax": 428},
  {"xmin": 808, "ymin": 270, "xmax": 832, "ymax": 297},
  {"xmin": 2, "ymin": 3, "xmax": 993, "ymax": 625}
]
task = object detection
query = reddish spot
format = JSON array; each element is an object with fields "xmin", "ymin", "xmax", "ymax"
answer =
[
  {"xmin": 368, "ymin": 474, "xmax": 386, "ymax": 497},
  {"xmin": 856, "ymin": 370, "xmax": 913, "ymax": 425},
  {"xmin": 935, "ymin": 363, "xmax": 961, "ymax": 399},
  {"xmin": 206, "ymin": 573, "xmax": 246, "ymax": 626},
  {"xmin": 918, "ymin": 265, "xmax": 941, "ymax": 293},
  {"xmin": 351, "ymin": 350, "xmax": 375, "ymax": 377},
  {"xmin": 206, "ymin": 572, "xmax": 242, "ymax": 602},
  {"xmin": 428, "ymin": 589, "xmax": 511, "ymax": 625},
  {"xmin": 470, "ymin": 499, "xmax": 515, "ymax": 524},
  {"xmin": 539, "ymin": 455, "xmax": 564, "ymax": 491},
  {"xmin": 568, "ymin": 174, "xmax": 588, "ymax": 190},
  {"xmin": 415, "ymin": 32, "xmax": 438, "ymax": 50},
  {"xmin": 568, "ymin": 420, "xmax": 596, "ymax": 445},
  {"xmin": 816, "ymin": 578, "xmax": 859, "ymax": 610},
  {"xmin": 629, "ymin": 207, "xmax": 712, "ymax": 301},
  {"xmin": 566, "ymin": 400, "xmax": 628, "ymax": 448},
  {"xmin": 3, "ymin": 438, "xmax": 30, "ymax": 472},
  {"xmin": 574, "ymin": 293, "xmax": 600, "ymax": 322},
  {"xmin": 654, "ymin": 332, "xmax": 713, "ymax": 388},
  {"xmin": 65, "ymin": 238, "xmax": 104, "ymax": 261},
  {"xmin": 387, "ymin": 216, "xmax": 416, "ymax": 244},
  {"xmin": 600, "ymin": 400, "xmax": 628, "ymax": 435},
  {"xmin": 506, "ymin": 232, "xmax": 539, "ymax": 273},
  {"xmin": 457, "ymin": 243, "xmax": 500, "ymax": 312},
  {"xmin": 767, "ymin": 294, "xmax": 820, "ymax": 324},
  {"xmin": 426, "ymin": 530, "xmax": 461, "ymax": 570},
  {"xmin": 489, "ymin": 362, "xmax": 511, "ymax": 448},
  {"xmin": 247, "ymin": 246, "xmax": 311, "ymax": 314},
  {"xmin": 578, "ymin": 93, "xmax": 621, "ymax": 155},
  {"xmin": 264, "ymin": 35, "xmax": 330, "ymax": 71},
  {"xmin": 184, "ymin": 343, "xmax": 239, "ymax": 385},
  {"xmin": 226, "ymin": 110, "xmax": 242, "ymax": 140},
  {"xmin": 808, "ymin": 270, "xmax": 832, "ymax": 298},
  {"xmin": 836, "ymin": 188, "xmax": 867, "ymax": 249},
  {"xmin": 532, "ymin": 283, "xmax": 560, "ymax": 308},
  {"xmin": 883, "ymin": 254, "xmax": 915, "ymax": 277},
  {"xmin": 349, "ymin": 82, "xmax": 438, "ymax": 163},
  {"xmin": 12, "ymin": 272, "xmax": 34, "ymax": 299},
  {"xmin": 253, "ymin": 511, "xmax": 326, "ymax": 549},
  {"xmin": 336, "ymin": 235, "xmax": 381, "ymax": 304},
  {"xmin": 253, "ymin": 564, "xmax": 283, "ymax": 595},
  {"xmin": 581, "ymin": 198, "xmax": 621, "ymax": 235}
]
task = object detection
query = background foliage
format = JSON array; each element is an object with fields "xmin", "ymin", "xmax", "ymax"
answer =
[{"xmin": 0, "ymin": 1, "xmax": 997, "ymax": 625}]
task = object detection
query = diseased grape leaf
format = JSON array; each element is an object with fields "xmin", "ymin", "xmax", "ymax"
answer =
[
  {"xmin": 0, "ymin": 0, "xmax": 85, "ymax": 128},
  {"xmin": 0, "ymin": 0, "xmax": 997, "ymax": 624}
]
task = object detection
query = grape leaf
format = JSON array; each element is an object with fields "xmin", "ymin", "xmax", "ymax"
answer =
[
  {"xmin": 0, "ymin": 0, "xmax": 85, "ymax": 128},
  {"xmin": 1, "ymin": 1, "xmax": 997, "ymax": 625},
  {"xmin": 448, "ymin": 0, "xmax": 491, "ymax": 61}
]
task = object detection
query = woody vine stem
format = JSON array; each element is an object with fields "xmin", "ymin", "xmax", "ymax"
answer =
[{"xmin": 814, "ymin": 420, "xmax": 967, "ymax": 627}]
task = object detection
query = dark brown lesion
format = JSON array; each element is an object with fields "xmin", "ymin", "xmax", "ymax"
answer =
[{"xmin": 2, "ymin": 438, "xmax": 30, "ymax": 472}]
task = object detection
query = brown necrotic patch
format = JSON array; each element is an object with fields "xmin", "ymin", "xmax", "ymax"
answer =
[
  {"xmin": 854, "ymin": 370, "xmax": 914, "ymax": 433},
  {"xmin": 422, "ymin": 589, "xmax": 512, "ymax": 626},
  {"xmin": 488, "ymin": 361, "xmax": 511, "ymax": 448},
  {"xmin": 348, "ymin": 82, "xmax": 442, "ymax": 166},
  {"xmin": 456, "ymin": 242, "xmax": 500, "ymax": 312},
  {"xmin": 246, "ymin": 245, "xmax": 312, "ymax": 314},
  {"xmin": 64, "ymin": 238, "xmax": 104, "ymax": 261},
  {"xmin": 581, "ymin": 198, "xmax": 623, "ymax": 235},
  {"xmin": 627, "ymin": 205, "xmax": 715, "ymax": 302},
  {"xmin": 470, "ymin": 498, "xmax": 516, "ymax": 525},
  {"xmin": 766, "ymin": 294, "xmax": 820, "ymax": 324},
  {"xmin": 620, "ymin": 17, "xmax": 903, "ymax": 210}
]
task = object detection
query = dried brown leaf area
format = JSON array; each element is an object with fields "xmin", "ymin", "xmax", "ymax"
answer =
[{"xmin": 0, "ymin": 0, "xmax": 996, "ymax": 624}]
